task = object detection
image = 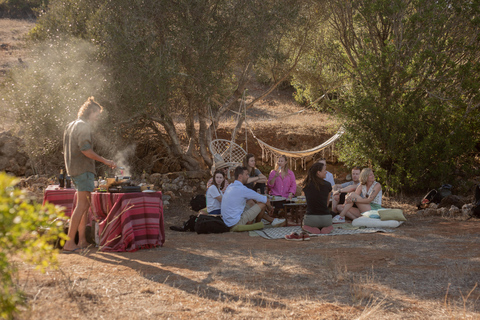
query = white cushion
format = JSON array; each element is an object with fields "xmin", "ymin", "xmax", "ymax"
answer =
[{"xmin": 352, "ymin": 216, "xmax": 403, "ymax": 228}]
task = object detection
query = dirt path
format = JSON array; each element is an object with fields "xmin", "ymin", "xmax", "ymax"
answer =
[{"xmin": 16, "ymin": 196, "xmax": 480, "ymax": 319}]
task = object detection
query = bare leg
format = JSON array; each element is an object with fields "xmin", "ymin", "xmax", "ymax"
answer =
[
  {"xmin": 332, "ymin": 195, "xmax": 340, "ymax": 213},
  {"xmin": 338, "ymin": 202, "xmax": 354, "ymax": 218},
  {"xmin": 63, "ymin": 191, "xmax": 90, "ymax": 251}
]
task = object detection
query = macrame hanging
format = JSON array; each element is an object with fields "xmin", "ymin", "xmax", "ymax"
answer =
[{"xmin": 249, "ymin": 127, "xmax": 344, "ymax": 170}]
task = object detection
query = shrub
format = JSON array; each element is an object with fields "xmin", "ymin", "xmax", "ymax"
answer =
[{"xmin": 0, "ymin": 172, "xmax": 66, "ymax": 319}]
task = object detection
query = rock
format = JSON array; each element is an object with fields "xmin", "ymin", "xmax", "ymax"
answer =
[
  {"xmin": 0, "ymin": 131, "xmax": 32, "ymax": 176},
  {"xmin": 162, "ymin": 183, "xmax": 179, "ymax": 191},
  {"xmin": 437, "ymin": 207, "xmax": 449, "ymax": 216},
  {"xmin": 428, "ymin": 203, "xmax": 438, "ymax": 209},
  {"xmin": 163, "ymin": 191, "xmax": 176, "ymax": 200},
  {"xmin": 162, "ymin": 195, "xmax": 171, "ymax": 201},
  {"xmin": 181, "ymin": 185, "xmax": 193, "ymax": 193},
  {"xmin": 462, "ymin": 204, "xmax": 474, "ymax": 217},
  {"xmin": 148, "ymin": 173, "xmax": 163, "ymax": 186},
  {"xmin": 163, "ymin": 200, "xmax": 170, "ymax": 206},
  {"xmin": 438, "ymin": 195, "xmax": 466, "ymax": 209}
]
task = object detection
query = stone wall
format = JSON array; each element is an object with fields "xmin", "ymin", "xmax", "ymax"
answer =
[{"xmin": 0, "ymin": 131, "xmax": 32, "ymax": 176}]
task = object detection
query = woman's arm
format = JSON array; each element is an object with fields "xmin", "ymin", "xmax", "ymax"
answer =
[
  {"xmin": 214, "ymin": 195, "xmax": 222, "ymax": 202},
  {"xmin": 287, "ymin": 170, "xmax": 297, "ymax": 198},
  {"xmin": 349, "ymin": 184, "xmax": 381, "ymax": 204},
  {"xmin": 267, "ymin": 170, "xmax": 279, "ymax": 187}
]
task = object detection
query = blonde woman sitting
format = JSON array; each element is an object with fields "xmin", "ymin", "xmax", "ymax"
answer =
[{"xmin": 332, "ymin": 168, "xmax": 382, "ymax": 223}]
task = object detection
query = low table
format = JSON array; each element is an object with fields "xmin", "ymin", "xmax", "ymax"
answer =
[
  {"xmin": 281, "ymin": 202, "xmax": 307, "ymax": 226},
  {"xmin": 91, "ymin": 191, "xmax": 165, "ymax": 252}
]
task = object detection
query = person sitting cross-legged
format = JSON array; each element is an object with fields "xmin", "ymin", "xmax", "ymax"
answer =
[
  {"xmin": 222, "ymin": 166, "xmax": 286, "ymax": 229},
  {"xmin": 332, "ymin": 168, "xmax": 383, "ymax": 223},
  {"xmin": 331, "ymin": 166, "xmax": 361, "ymax": 214}
]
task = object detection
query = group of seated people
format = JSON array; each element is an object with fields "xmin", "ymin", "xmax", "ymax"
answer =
[{"xmin": 204, "ymin": 153, "xmax": 383, "ymax": 235}]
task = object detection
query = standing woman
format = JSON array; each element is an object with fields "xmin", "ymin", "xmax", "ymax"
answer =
[
  {"xmin": 267, "ymin": 155, "xmax": 297, "ymax": 200},
  {"xmin": 206, "ymin": 170, "xmax": 226, "ymax": 215},
  {"xmin": 332, "ymin": 168, "xmax": 382, "ymax": 223},
  {"xmin": 243, "ymin": 153, "xmax": 267, "ymax": 194},
  {"xmin": 301, "ymin": 162, "xmax": 334, "ymax": 235}
]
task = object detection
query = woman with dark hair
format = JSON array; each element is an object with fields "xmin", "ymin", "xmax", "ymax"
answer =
[
  {"xmin": 243, "ymin": 153, "xmax": 267, "ymax": 193},
  {"xmin": 206, "ymin": 170, "xmax": 226, "ymax": 215},
  {"xmin": 300, "ymin": 162, "xmax": 333, "ymax": 235}
]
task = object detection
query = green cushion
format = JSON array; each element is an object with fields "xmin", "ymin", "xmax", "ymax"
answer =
[
  {"xmin": 230, "ymin": 222, "xmax": 264, "ymax": 232},
  {"xmin": 378, "ymin": 209, "xmax": 406, "ymax": 221}
]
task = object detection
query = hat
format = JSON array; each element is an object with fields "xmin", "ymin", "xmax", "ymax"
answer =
[{"xmin": 214, "ymin": 160, "xmax": 229, "ymax": 170}]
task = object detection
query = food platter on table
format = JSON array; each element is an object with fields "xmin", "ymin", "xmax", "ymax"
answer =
[{"xmin": 268, "ymin": 195, "xmax": 286, "ymax": 201}]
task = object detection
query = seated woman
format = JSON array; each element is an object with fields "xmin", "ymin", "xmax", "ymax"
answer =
[
  {"xmin": 267, "ymin": 155, "xmax": 297, "ymax": 200},
  {"xmin": 299, "ymin": 162, "xmax": 334, "ymax": 235},
  {"xmin": 332, "ymin": 168, "xmax": 382, "ymax": 223},
  {"xmin": 243, "ymin": 153, "xmax": 267, "ymax": 194},
  {"xmin": 205, "ymin": 170, "xmax": 226, "ymax": 215},
  {"xmin": 206, "ymin": 160, "xmax": 230, "ymax": 192}
]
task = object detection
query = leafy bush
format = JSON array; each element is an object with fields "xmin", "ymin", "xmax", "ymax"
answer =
[
  {"xmin": 0, "ymin": 0, "xmax": 48, "ymax": 18},
  {"xmin": 0, "ymin": 172, "xmax": 66, "ymax": 319}
]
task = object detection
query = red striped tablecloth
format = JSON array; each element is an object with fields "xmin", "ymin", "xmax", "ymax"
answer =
[
  {"xmin": 42, "ymin": 185, "xmax": 76, "ymax": 217},
  {"xmin": 91, "ymin": 192, "xmax": 165, "ymax": 252}
]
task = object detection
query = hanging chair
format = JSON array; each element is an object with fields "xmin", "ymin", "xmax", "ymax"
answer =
[{"xmin": 210, "ymin": 139, "xmax": 247, "ymax": 169}]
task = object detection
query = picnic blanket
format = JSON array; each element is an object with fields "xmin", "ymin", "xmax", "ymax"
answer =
[
  {"xmin": 250, "ymin": 224, "xmax": 395, "ymax": 240},
  {"xmin": 95, "ymin": 192, "xmax": 165, "ymax": 252}
]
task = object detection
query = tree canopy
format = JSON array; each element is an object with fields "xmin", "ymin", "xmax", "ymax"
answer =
[{"xmin": 3, "ymin": 0, "xmax": 480, "ymax": 191}]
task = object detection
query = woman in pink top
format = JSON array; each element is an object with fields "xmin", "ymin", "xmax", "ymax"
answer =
[{"xmin": 267, "ymin": 155, "xmax": 297, "ymax": 200}]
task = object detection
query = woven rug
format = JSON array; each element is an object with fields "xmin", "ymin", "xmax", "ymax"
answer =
[{"xmin": 251, "ymin": 225, "xmax": 395, "ymax": 240}]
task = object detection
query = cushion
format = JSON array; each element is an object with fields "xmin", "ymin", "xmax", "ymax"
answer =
[
  {"xmin": 361, "ymin": 210, "xmax": 380, "ymax": 219},
  {"xmin": 378, "ymin": 209, "xmax": 406, "ymax": 221},
  {"xmin": 352, "ymin": 217, "xmax": 403, "ymax": 228}
]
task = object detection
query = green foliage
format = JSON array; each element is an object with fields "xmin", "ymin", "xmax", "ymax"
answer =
[
  {"xmin": 0, "ymin": 172, "xmax": 66, "ymax": 319},
  {"xmin": 325, "ymin": 0, "xmax": 480, "ymax": 192},
  {"xmin": 5, "ymin": 0, "xmax": 310, "ymax": 171},
  {"xmin": 0, "ymin": 0, "xmax": 48, "ymax": 18}
]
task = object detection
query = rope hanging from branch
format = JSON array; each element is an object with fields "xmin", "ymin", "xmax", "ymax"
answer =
[{"xmin": 249, "ymin": 127, "xmax": 344, "ymax": 169}]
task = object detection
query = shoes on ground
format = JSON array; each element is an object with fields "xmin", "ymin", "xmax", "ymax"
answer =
[
  {"xmin": 261, "ymin": 219, "xmax": 271, "ymax": 225},
  {"xmin": 285, "ymin": 231, "xmax": 310, "ymax": 241},
  {"xmin": 332, "ymin": 215, "xmax": 346, "ymax": 224},
  {"xmin": 271, "ymin": 218, "xmax": 286, "ymax": 227}
]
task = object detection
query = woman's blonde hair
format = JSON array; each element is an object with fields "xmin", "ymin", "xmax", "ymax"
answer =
[
  {"xmin": 359, "ymin": 168, "xmax": 373, "ymax": 185},
  {"xmin": 78, "ymin": 96, "xmax": 103, "ymax": 119},
  {"xmin": 275, "ymin": 155, "xmax": 290, "ymax": 177}
]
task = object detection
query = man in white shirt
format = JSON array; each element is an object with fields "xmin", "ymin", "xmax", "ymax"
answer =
[
  {"xmin": 318, "ymin": 158, "xmax": 335, "ymax": 187},
  {"xmin": 222, "ymin": 166, "xmax": 285, "ymax": 228}
]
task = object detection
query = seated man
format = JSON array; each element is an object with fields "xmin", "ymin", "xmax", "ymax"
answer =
[
  {"xmin": 331, "ymin": 166, "xmax": 361, "ymax": 213},
  {"xmin": 222, "ymin": 166, "xmax": 286, "ymax": 228}
]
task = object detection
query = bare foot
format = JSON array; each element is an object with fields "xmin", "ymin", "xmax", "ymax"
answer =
[{"xmin": 302, "ymin": 225, "xmax": 321, "ymax": 234}]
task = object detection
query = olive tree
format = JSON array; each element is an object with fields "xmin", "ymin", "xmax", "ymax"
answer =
[
  {"xmin": 8, "ymin": 0, "xmax": 312, "ymax": 172},
  {"xmin": 324, "ymin": 0, "xmax": 480, "ymax": 191}
]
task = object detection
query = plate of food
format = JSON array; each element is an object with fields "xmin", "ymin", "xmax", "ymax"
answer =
[{"xmin": 269, "ymin": 195, "xmax": 286, "ymax": 201}]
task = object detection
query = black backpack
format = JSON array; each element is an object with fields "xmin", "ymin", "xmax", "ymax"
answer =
[
  {"xmin": 417, "ymin": 184, "xmax": 452, "ymax": 209},
  {"xmin": 190, "ymin": 194, "xmax": 206, "ymax": 211},
  {"xmin": 169, "ymin": 215, "xmax": 197, "ymax": 232},
  {"xmin": 194, "ymin": 215, "xmax": 229, "ymax": 234}
]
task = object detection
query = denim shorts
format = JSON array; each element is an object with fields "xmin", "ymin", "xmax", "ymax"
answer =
[{"xmin": 72, "ymin": 172, "xmax": 95, "ymax": 192}]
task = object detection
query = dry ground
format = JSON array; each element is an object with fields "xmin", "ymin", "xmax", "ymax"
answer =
[{"xmin": 14, "ymin": 195, "xmax": 480, "ymax": 320}]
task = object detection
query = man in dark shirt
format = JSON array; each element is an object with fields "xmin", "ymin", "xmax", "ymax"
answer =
[{"xmin": 62, "ymin": 97, "xmax": 116, "ymax": 253}]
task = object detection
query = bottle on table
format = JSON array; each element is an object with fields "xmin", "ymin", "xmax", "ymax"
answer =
[
  {"xmin": 59, "ymin": 169, "xmax": 65, "ymax": 188},
  {"xmin": 66, "ymin": 175, "xmax": 71, "ymax": 188}
]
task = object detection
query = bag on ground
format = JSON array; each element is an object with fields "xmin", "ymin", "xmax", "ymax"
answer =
[
  {"xmin": 190, "ymin": 194, "xmax": 206, "ymax": 211},
  {"xmin": 195, "ymin": 215, "xmax": 229, "ymax": 234}
]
